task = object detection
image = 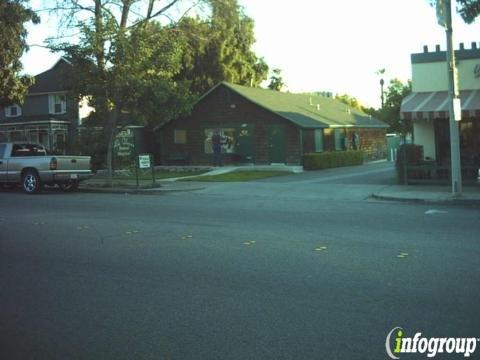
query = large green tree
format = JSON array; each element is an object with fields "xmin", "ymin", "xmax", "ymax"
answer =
[
  {"xmin": 48, "ymin": 0, "xmax": 199, "ymax": 185},
  {"xmin": 335, "ymin": 93, "xmax": 362, "ymax": 110},
  {"xmin": 0, "ymin": 0, "xmax": 39, "ymax": 106},
  {"xmin": 455, "ymin": 0, "xmax": 480, "ymax": 23},
  {"xmin": 364, "ymin": 79, "xmax": 412, "ymax": 133},
  {"xmin": 267, "ymin": 68, "xmax": 285, "ymax": 91},
  {"xmin": 175, "ymin": 0, "xmax": 268, "ymax": 94},
  {"xmin": 429, "ymin": 0, "xmax": 480, "ymax": 23}
]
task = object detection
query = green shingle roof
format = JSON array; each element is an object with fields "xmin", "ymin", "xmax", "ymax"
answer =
[{"xmin": 203, "ymin": 82, "xmax": 388, "ymax": 129}]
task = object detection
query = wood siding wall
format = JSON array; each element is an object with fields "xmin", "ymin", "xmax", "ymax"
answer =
[
  {"xmin": 160, "ymin": 85, "xmax": 387, "ymax": 165},
  {"xmin": 161, "ymin": 87, "xmax": 301, "ymax": 165}
]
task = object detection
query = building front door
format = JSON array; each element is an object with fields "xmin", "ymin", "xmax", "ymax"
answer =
[
  {"xmin": 267, "ymin": 125, "xmax": 286, "ymax": 164},
  {"xmin": 235, "ymin": 125, "xmax": 255, "ymax": 163}
]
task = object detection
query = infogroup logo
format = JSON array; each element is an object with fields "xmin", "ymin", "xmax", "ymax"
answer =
[{"xmin": 385, "ymin": 327, "xmax": 479, "ymax": 359}]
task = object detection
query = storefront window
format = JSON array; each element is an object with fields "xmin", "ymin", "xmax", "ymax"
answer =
[{"xmin": 204, "ymin": 128, "xmax": 236, "ymax": 154}]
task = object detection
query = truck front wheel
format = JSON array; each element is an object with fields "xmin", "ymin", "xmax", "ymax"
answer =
[{"xmin": 22, "ymin": 170, "xmax": 43, "ymax": 194}]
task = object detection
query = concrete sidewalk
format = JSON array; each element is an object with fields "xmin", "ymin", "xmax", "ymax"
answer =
[
  {"xmin": 79, "ymin": 180, "xmax": 206, "ymax": 194},
  {"xmin": 372, "ymin": 184, "xmax": 480, "ymax": 204},
  {"xmin": 79, "ymin": 164, "xmax": 301, "ymax": 193}
]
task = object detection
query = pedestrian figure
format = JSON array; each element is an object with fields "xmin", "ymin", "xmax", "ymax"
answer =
[
  {"xmin": 212, "ymin": 130, "xmax": 223, "ymax": 166},
  {"xmin": 351, "ymin": 132, "xmax": 360, "ymax": 150}
]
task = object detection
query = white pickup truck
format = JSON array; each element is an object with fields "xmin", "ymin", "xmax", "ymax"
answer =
[{"xmin": 0, "ymin": 142, "xmax": 92, "ymax": 194}]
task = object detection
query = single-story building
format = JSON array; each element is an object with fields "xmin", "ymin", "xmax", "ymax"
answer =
[
  {"xmin": 159, "ymin": 82, "xmax": 388, "ymax": 166},
  {"xmin": 400, "ymin": 43, "xmax": 480, "ymax": 181}
]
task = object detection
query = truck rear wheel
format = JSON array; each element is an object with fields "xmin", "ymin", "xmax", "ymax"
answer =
[{"xmin": 22, "ymin": 170, "xmax": 43, "ymax": 194}]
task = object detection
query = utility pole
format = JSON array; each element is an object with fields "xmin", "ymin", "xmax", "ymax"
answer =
[{"xmin": 438, "ymin": 0, "xmax": 462, "ymax": 195}]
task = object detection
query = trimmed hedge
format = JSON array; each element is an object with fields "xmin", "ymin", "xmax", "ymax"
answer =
[{"xmin": 303, "ymin": 151, "xmax": 364, "ymax": 170}]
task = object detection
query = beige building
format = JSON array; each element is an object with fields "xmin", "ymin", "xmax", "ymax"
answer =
[{"xmin": 401, "ymin": 43, "xmax": 480, "ymax": 174}]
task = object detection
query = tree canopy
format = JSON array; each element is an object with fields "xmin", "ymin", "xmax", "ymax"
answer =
[
  {"xmin": 47, "ymin": 0, "xmax": 201, "ymax": 183},
  {"xmin": 429, "ymin": 0, "xmax": 480, "ymax": 24},
  {"xmin": 456, "ymin": 0, "xmax": 480, "ymax": 23},
  {"xmin": 335, "ymin": 94, "xmax": 363, "ymax": 110},
  {"xmin": 267, "ymin": 68, "xmax": 285, "ymax": 91},
  {"xmin": 175, "ymin": 0, "xmax": 269, "ymax": 94},
  {"xmin": 0, "ymin": 0, "xmax": 39, "ymax": 106},
  {"xmin": 364, "ymin": 79, "xmax": 412, "ymax": 133},
  {"xmin": 46, "ymin": 0, "xmax": 268, "ymax": 183}
]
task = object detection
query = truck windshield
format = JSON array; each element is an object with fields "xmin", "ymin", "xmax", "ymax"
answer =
[{"xmin": 11, "ymin": 144, "xmax": 48, "ymax": 157}]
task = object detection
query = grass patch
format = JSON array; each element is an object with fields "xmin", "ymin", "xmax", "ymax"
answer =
[
  {"xmin": 95, "ymin": 170, "xmax": 209, "ymax": 181},
  {"xmin": 180, "ymin": 170, "xmax": 293, "ymax": 182}
]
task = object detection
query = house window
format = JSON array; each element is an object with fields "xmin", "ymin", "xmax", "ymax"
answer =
[
  {"xmin": 314, "ymin": 129, "xmax": 324, "ymax": 152},
  {"xmin": 5, "ymin": 104, "xmax": 21, "ymax": 117},
  {"xmin": 49, "ymin": 94, "xmax": 67, "ymax": 114},
  {"xmin": 204, "ymin": 128, "xmax": 235, "ymax": 154},
  {"xmin": 174, "ymin": 130, "xmax": 187, "ymax": 144}
]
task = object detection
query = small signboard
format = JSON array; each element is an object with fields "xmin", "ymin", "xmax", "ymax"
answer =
[
  {"xmin": 138, "ymin": 154, "xmax": 151, "ymax": 169},
  {"xmin": 453, "ymin": 98, "xmax": 462, "ymax": 121}
]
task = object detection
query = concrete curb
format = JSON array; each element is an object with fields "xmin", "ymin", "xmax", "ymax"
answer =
[
  {"xmin": 78, "ymin": 185, "xmax": 205, "ymax": 195},
  {"xmin": 371, "ymin": 193, "xmax": 480, "ymax": 206}
]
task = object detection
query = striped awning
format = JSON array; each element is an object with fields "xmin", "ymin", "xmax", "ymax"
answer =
[{"xmin": 400, "ymin": 90, "xmax": 480, "ymax": 120}]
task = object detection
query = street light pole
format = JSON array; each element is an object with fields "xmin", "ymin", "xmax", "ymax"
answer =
[{"xmin": 444, "ymin": 0, "xmax": 463, "ymax": 196}]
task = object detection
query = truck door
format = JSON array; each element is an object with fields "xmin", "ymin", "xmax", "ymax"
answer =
[{"xmin": 0, "ymin": 143, "xmax": 7, "ymax": 182}]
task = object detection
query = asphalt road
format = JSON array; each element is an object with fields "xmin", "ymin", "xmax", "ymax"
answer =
[{"xmin": 1, "ymin": 168, "xmax": 480, "ymax": 359}]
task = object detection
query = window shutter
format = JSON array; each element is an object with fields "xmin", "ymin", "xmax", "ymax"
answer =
[
  {"xmin": 48, "ymin": 95, "xmax": 54, "ymax": 114},
  {"xmin": 17, "ymin": 105, "xmax": 22, "ymax": 116}
]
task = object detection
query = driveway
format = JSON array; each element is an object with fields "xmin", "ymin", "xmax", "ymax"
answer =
[{"xmin": 190, "ymin": 161, "xmax": 397, "ymax": 201}]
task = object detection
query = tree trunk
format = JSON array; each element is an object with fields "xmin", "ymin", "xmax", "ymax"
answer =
[{"xmin": 105, "ymin": 106, "xmax": 120, "ymax": 187}]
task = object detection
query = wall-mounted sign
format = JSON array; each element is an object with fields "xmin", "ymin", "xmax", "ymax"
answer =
[{"xmin": 474, "ymin": 64, "xmax": 480, "ymax": 78}]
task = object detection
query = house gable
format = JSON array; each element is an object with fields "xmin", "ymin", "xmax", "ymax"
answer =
[{"xmin": 28, "ymin": 58, "xmax": 72, "ymax": 95}]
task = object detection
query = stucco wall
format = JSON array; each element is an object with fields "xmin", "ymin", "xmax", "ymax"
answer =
[
  {"xmin": 413, "ymin": 121, "xmax": 436, "ymax": 160},
  {"xmin": 412, "ymin": 58, "xmax": 480, "ymax": 92}
]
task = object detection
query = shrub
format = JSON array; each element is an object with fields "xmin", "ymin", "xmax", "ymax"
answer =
[{"xmin": 303, "ymin": 151, "xmax": 364, "ymax": 170}]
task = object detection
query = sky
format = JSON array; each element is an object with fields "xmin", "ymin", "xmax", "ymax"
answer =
[{"xmin": 22, "ymin": 0, "xmax": 480, "ymax": 109}]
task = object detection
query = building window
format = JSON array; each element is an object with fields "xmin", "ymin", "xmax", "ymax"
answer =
[
  {"xmin": 5, "ymin": 104, "xmax": 21, "ymax": 117},
  {"xmin": 49, "ymin": 94, "xmax": 67, "ymax": 114},
  {"xmin": 174, "ymin": 130, "xmax": 187, "ymax": 144},
  {"xmin": 204, "ymin": 128, "xmax": 235, "ymax": 154},
  {"xmin": 314, "ymin": 129, "xmax": 324, "ymax": 152}
]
